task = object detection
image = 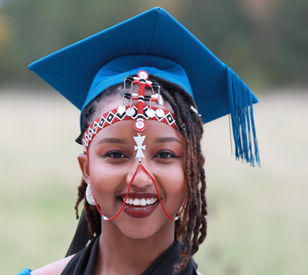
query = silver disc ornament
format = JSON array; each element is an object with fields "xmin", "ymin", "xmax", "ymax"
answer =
[
  {"xmin": 146, "ymin": 108, "xmax": 155, "ymax": 118},
  {"xmin": 135, "ymin": 120, "xmax": 146, "ymax": 131},
  {"xmin": 126, "ymin": 108, "xmax": 135, "ymax": 117},
  {"xmin": 117, "ymin": 105, "xmax": 126, "ymax": 114},
  {"xmin": 156, "ymin": 108, "xmax": 164, "ymax": 118}
]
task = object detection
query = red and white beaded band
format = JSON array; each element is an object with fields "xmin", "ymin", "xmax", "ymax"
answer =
[{"xmin": 82, "ymin": 105, "xmax": 178, "ymax": 153}]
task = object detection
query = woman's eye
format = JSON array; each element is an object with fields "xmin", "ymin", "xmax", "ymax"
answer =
[
  {"xmin": 104, "ymin": 151, "xmax": 127, "ymax": 158},
  {"xmin": 155, "ymin": 151, "xmax": 178, "ymax": 159}
]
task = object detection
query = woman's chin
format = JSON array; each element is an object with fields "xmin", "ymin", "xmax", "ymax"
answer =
[
  {"xmin": 116, "ymin": 216, "xmax": 172, "ymax": 240},
  {"xmin": 117, "ymin": 220, "xmax": 162, "ymax": 240},
  {"xmin": 122, "ymin": 230, "xmax": 153, "ymax": 240}
]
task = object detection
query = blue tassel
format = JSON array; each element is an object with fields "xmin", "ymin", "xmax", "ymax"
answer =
[{"xmin": 226, "ymin": 67, "xmax": 260, "ymax": 167}]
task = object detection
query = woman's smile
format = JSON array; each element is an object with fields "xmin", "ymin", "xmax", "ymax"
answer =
[{"xmin": 117, "ymin": 192, "xmax": 160, "ymax": 218}]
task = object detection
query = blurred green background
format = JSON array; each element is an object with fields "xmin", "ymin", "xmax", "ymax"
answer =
[{"xmin": 0, "ymin": 0, "xmax": 307, "ymax": 274}]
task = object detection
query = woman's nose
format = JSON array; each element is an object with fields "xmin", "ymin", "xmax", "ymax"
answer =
[{"xmin": 126, "ymin": 164, "xmax": 153, "ymax": 188}]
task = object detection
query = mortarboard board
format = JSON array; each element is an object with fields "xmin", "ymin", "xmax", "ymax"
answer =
[{"xmin": 28, "ymin": 7, "xmax": 260, "ymax": 166}]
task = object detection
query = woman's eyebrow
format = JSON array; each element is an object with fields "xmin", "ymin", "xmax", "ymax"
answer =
[
  {"xmin": 98, "ymin": 138, "xmax": 127, "ymax": 144},
  {"xmin": 153, "ymin": 137, "xmax": 182, "ymax": 144}
]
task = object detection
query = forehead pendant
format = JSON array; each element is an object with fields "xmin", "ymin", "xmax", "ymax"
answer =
[
  {"xmin": 133, "ymin": 71, "xmax": 148, "ymax": 162},
  {"xmin": 134, "ymin": 133, "xmax": 146, "ymax": 162},
  {"xmin": 118, "ymin": 70, "xmax": 163, "ymax": 162}
]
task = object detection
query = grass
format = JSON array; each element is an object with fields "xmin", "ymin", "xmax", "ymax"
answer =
[{"xmin": 0, "ymin": 88, "xmax": 307, "ymax": 275}]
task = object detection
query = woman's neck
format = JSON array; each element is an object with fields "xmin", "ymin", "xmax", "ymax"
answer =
[{"xmin": 93, "ymin": 220, "xmax": 175, "ymax": 275}]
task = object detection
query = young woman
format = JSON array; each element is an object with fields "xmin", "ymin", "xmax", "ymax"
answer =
[{"xmin": 18, "ymin": 7, "xmax": 259, "ymax": 275}]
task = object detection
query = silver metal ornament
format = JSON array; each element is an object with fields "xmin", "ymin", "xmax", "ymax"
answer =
[
  {"xmin": 126, "ymin": 108, "xmax": 134, "ymax": 117},
  {"xmin": 86, "ymin": 184, "xmax": 96, "ymax": 205},
  {"xmin": 156, "ymin": 108, "xmax": 164, "ymax": 118},
  {"xmin": 117, "ymin": 105, "xmax": 126, "ymax": 114},
  {"xmin": 146, "ymin": 108, "xmax": 155, "ymax": 118}
]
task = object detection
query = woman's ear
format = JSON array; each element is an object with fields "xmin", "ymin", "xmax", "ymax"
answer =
[{"xmin": 78, "ymin": 154, "xmax": 90, "ymax": 184}]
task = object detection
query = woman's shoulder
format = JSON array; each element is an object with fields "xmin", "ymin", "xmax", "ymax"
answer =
[{"xmin": 21, "ymin": 254, "xmax": 74, "ymax": 275}]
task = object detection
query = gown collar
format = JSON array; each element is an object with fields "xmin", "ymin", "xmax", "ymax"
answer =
[{"xmin": 61, "ymin": 235, "xmax": 197, "ymax": 275}]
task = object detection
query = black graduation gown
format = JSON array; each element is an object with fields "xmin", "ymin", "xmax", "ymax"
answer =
[{"xmin": 61, "ymin": 236, "xmax": 199, "ymax": 275}]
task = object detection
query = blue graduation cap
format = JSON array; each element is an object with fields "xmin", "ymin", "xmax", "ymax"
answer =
[{"xmin": 28, "ymin": 7, "xmax": 259, "ymax": 166}]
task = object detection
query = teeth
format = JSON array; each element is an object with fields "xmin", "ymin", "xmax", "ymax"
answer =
[
  {"xmin": 140, "ymin": 199, "xmax": 146, "ymax": 206},
  {"xmin": 122, "ymin": 197, "xmax": 158, "ymax": 206}
]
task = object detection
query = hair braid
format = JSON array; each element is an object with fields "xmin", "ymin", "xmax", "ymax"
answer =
[
  {"xmin": 74, "ymin": 75, "xmax": 208, "ymax": 274},
  {"xmin": 152, "ymin": 76, "xmax": 207, "ymax": 273},
  {"xmin": 74, "ymin": 178, "xmax": 87, "ymax": 220}
]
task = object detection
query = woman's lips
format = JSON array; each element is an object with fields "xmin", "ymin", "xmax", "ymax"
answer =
[{"xmin": 117, "ymin": 193, "xmax": 160, "ymax": 219}]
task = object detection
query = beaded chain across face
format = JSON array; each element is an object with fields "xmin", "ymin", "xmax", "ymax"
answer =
[{"xmin": 82, "ymin": 71, "xmax": 187, "ymax": 221}]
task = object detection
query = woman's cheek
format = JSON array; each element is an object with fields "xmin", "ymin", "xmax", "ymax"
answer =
[
  {"xmin": 160, "ymin": 164, "xmax": 186, "ymax": 199},
  {"xmin": 90, "ymin": 163, "xmax": 124, "ymax": 194}
]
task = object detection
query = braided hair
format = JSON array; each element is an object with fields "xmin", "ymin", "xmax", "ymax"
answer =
[{"xmin": 74, "ymin": 75, "xmax": 207, "ymax": 274}]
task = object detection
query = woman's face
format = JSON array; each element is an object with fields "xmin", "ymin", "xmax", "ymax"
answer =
[{"xmin": 79, "ymin": 92, "xmax": 187, "ymax": 240}]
